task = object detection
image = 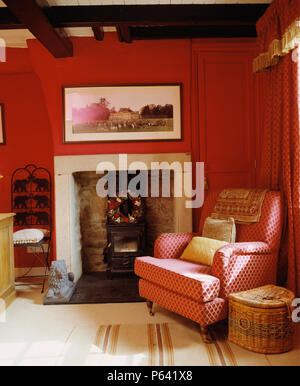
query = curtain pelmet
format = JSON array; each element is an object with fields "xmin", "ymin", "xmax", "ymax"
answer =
[{"xmin": 253, "ymin": 0, "xmax": 300, "ymax": 73}]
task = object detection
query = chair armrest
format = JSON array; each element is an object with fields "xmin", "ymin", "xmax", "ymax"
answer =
[
  {"xmin": 212, "ymin": 242, "xmax": 277, "ymax": 298},
  {"xmin": 215, "ymin": 242, "xmax": 272, "ymax": 260},
  {"xmin": 154, "ymin": 232, "xmax": 200, "ymax": 259}
]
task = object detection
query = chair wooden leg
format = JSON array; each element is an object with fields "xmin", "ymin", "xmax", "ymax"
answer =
[
  {"xmin": 146, "ymin": 300, "xmax": 154, "ymax": 316},
  {"xmin": 199, "ymin": 325, "xmax": 214, "ymax": 344}
]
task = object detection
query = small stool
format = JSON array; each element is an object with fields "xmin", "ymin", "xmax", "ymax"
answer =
[{"xmin": 228, "ymin": 284, "xmax": 295, "ymax": 354}]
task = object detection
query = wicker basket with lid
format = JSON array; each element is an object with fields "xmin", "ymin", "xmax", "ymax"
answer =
[{"xmin": 228, "ymin": 285, "xmax": 295, "ymax": 354}]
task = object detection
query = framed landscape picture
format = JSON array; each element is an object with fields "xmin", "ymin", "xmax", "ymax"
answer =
[
  {"xmin": 63, "ymin": 84, "xmax": 182, "ymax": 143},
  {"xmin": 0, "ymin": 103, "xmax": 5, "ymax": 145}
]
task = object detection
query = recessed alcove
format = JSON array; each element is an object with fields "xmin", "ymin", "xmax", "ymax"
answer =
[{"xmin": 54, "ymin": 153, "xmax": 193, "ymax": 282}]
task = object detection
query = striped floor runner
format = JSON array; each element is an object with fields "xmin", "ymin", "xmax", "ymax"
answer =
[{"xmin": 88, "ymin": 322, "xmax": 264, "ymax": 366}]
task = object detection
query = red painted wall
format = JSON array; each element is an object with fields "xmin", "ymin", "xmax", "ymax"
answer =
[
  {"xmin": 0, "ymin": 49, "xmax": 53, "ymax": 267},
  {"xmin": 27, "ymin": 34, "xmax": 192, "ymax": 156},
  {"xmin": 191, "ymin": 39, "xmax": 258, "ymax": 229}
]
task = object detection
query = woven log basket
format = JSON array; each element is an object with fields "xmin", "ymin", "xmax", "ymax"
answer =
[{"xmin": 228, "ymin": 285, "xmax": 295, "ymax": 354}]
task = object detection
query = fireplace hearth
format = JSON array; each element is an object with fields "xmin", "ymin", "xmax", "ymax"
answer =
[{"xmin": 68, "ymin": 271, "xmax": 144, "ymax": 304}]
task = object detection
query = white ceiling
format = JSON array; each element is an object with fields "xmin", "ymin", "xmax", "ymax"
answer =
[{"xmin": 0, "ymin": 0, "xmax": 272, "ymax": 48}]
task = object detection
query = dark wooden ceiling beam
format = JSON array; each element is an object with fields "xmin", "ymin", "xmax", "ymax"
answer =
[
  {"xmin": 44, "ymin": 5, "xmax": 268, "ymax": 27},
  {"xmin": 131, "ymin": 25, "xmax": 257, "ymax": 40},
  {"xmin": 92, "ymin": 26, "xmax": 104, "ymax": 41},
  {"xmin": 0, "ymin": 4, "xmax": 270, "ymax": 30},
  {"xmin": 116, "ymin": 24, "xmax": 132, "ymax": 43},
  {"xmin": 0, "ymin": 7, "xmax": 22, "ymax": 29},
  {"xmin": 2, "ymin": 0, "xmax": 73, "ymax": 57}
]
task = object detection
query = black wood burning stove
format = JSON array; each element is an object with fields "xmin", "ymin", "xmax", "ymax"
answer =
[
  {"xmin": 106, "ymin": 223, "xmax": 145, "ymax": 277},
  {"xmin": 105, "ymin": 188, "xmax": 146, "ymax": 277}
]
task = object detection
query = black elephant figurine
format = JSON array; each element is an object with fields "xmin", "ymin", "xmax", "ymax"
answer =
[
  {"xmin": 13, "ymin": 195, "xmax": 30, "ymax": 209},
  {"xmin": 33, "ymin": 195, "xmax": 50, "ymax": 208},
  {"xmin": 14, "ymin": 212, "xmax": 31, "ymax": 226},
  {"xmin": 13, "ymin": 179, "xmax": 29, "ymax": 193},
  {"xmin": 33, "ymin": 178, "xmax": 50, "ymax": 192},
  {"xmin": 33, "ymin": 211, "xmax": 49, "ymax": 225}
]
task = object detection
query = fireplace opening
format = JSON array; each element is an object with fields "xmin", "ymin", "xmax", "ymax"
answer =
[{"xmin": 73, "ymin": 170, "xmax": 175, "ymax": 275}]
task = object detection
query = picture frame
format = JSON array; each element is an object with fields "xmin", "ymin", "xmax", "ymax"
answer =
[
  {"xmin": 0, "ymin": 103, "xmax": 5, "ymax": 145},
  {"xmin": 62, "ymin": 84, "xmax": 182, "ymax": 143}
]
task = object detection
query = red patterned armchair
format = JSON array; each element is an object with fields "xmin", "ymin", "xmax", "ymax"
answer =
[{"xmin": 134, "ymin": 190, "xmax": 283, "ymax": 339}]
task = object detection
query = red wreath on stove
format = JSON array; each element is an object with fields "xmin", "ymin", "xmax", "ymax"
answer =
[{"xmin": 107, "ymin": 192, "xmax": 143, "ymax": 224}]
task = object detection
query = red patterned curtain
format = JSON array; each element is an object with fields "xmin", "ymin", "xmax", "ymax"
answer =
[{"xmin": 255, "ymin": 0, "xmax": 300, "ymax": 295}]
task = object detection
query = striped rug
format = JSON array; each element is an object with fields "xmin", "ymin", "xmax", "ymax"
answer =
[{"xmin": 87, "ymin": 322, "xmax": 270, "ymax": 366}]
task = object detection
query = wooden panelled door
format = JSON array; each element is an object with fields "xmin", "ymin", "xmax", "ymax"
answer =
[{"xmin": 191, "ymin": 39, "xmax": 258, "ymax": 228}]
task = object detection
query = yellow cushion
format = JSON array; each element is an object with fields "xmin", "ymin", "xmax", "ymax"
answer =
[
  {"xmin": 202, "ymin": 216, "xmax": 236, "ymax": 243},
  {"xmin": 180, "ymin": 237, "xmax": 228, "ymax": 266}
]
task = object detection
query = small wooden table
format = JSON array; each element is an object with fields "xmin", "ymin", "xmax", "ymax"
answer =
[{"xmin": 0, "ymin": 213, "xmax": 16, "ymax": 314}]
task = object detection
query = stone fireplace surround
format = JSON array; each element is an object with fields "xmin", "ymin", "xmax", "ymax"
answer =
[{"xmin": 55, "ymin": 153, "xmax": 193, "ymax": 282}]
